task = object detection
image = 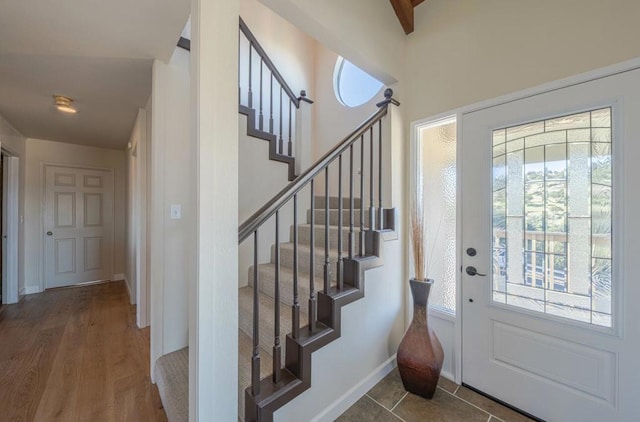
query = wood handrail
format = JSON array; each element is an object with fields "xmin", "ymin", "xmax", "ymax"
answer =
[
  {"xmin": 239, "ymin": 17, "xmax": 300, "ymax": 109},
  {"xmin": 239, "ymin": 91, "xmax": 397, "ymax": 243}
]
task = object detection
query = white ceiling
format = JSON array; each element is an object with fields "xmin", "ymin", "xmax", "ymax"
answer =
[{"xmin": 0, "ymin": 0, "xmax": 190, "ymax": 149}]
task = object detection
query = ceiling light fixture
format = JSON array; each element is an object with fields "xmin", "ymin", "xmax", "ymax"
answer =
[{"xmin": 54, "ymin": 95, "xmax": 77, "ymax": 114}]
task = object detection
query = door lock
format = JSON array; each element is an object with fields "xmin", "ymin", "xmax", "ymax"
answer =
[
  {"xmin": 46, "ymin": 231, "xmax": 53, "ymax": 236},
  {"xmin": 466, "ymin": 266, "xmax": 486, "ymax": 277},
  {"xmin": 466, "ymin": 247, "xmax": 477, "ymax": 257}
]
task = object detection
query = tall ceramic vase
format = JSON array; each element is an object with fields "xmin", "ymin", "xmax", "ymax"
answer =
[{"xmin": 397, "ymin": 278, "xmax": 444, "ymax": 399}]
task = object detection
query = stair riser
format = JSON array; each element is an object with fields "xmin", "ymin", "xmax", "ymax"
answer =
[
  {"xmin": 271, "ymin": 245, "xmax": 340, "ymax": 282},
  {"xmin": 248, "ymin": 266, "xmax": 324, "ymax": 311},
  {"xmin": 295, "ymin": 225, "xmax": 365, "ymax": 251},
  {"xmin": 313, "ymin": 196, "xmax": 361, "ymax": 209},
  {"xmin": 307, "ymin": 209, "xmax": 370, "ymax": 227}
]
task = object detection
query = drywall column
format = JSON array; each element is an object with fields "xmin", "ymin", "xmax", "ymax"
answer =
[{"xmin": 190, "ymin": 0, "xmax": 239, "ymax": 421}]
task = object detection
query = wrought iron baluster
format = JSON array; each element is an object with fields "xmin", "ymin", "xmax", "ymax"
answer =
[
  {"xmin": 259, "ymin": 59, "xmax": 264, "ymax": 130},
  {"xmin": 324, "ymin": 168, "xmax": 330, "ymax": 293},
  {"xmin": 248, "ymin": 44, "xmax": 253, "ymax": 109},
  {"xmin": 337, "ymin": 154, "xmax": 343, "ymax": 290},
  {"xmin": 369, "ymin": 127, "xmax": 375, "ymax": 231},
  {"xmin": 309, "ymin": 180, "xmax": 317, "ymax": 333},
  {"xmin": 279, "ymin": 88, "xmax": 283, "ymax": 155},
  {"xmin": 269, "ymin": 75, "xmax": 274, "ymax": 133},
  {"xmin": 288, "ymin": 101, "xmax": 293, "ymax": 156},
  {"xmin": 273, "ymin": 211, "xmax": 281, "ymax": 383},
  {"xmin": 251, "ymin": 230, "xmax": 260, "ymax": 395},
  {"xmin": 359, "ymin": 135, "xmax": 365, "ymax": 256},
  {"xmin": 292, "ymin": 194, "xmax": 300, "ymax": 339},
  {"xmin": 349, "ymin": 144, "xmax": 355, "ymax": 260},
  {"xmin": 378, "ymin": 120, "xmax": 383, "ymax": 230}
]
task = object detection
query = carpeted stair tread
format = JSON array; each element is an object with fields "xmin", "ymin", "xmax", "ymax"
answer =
[
  {"xmin": 307, "ymin": 208, "xmax": 370, "ymax": 227},
  {"xmin": 271, "ymin": 242, "xmax": 344, "ymax": 282},
  {"xmin": 238, "ymin": 286, "xmax": 308, "ymax": 353},
  {"xmin": 295, "ymin": 223, "xmax": 369, "ymax": 250},
  {"xmin": 248, "ymin": 263, "xmax": 325, "ymax": 310},
  {"xmin": 313, "ymin": 196, "xmax": 361, "ymax": 209},
  {"xmin": 155, "ymin": 348, "xmax": 189, "ymax": 422}
]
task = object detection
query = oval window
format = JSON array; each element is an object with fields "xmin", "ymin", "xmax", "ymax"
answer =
[{"xmin": 333, "ymin": 57, "xmax": 384, "ymax": 108}]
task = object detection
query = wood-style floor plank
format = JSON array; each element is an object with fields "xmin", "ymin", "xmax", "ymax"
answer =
[{"xmin": 0, "ymin": 281, "xmax": 167, "ymax": 422}]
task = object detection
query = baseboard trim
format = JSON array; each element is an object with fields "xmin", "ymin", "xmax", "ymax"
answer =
[
  {"xmin": 113, "ymin": 273, "xmax": 125, "ymax": 281},
  {"xmin": 19, "ymin": 288, "xmax": 25, "ymax": 296},
  {"xmin": 24, "ymin": 285, "xmax": 42, "ymax": 295},
  {"xmin": 310, "ymin": 354, "xmax": 397, "ymax": 422}
]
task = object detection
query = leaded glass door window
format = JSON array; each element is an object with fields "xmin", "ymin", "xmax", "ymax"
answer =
[{"xmin": 492, "ymin": 108, "xmax": 612, "ymax": 327}]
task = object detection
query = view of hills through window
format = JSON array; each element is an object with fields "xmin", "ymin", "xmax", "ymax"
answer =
[{"xmin": 492, "ymin": 108, "xmax": 612, "ymax": 327}]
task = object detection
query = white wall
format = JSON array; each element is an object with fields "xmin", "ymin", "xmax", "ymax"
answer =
[
  {"xmin": 23, "ymin": 138, "xmax": 127, "ymax": 292},
  {"xmin": 126, "ymin": 107, "xmax": 150, "ymax": 319},
  {"xmin": 241, "ymin": 0, "xmax": 316, "ymax": 100},
  {"xmin": 191, "ymin": 0, "xmax": 240, "ymax": 419},
  {"xmin": 150, "ymin": 46, "xmax": 194, "ymax": 370},
  {"xmin": 259, "ymin": 0, "xmax": 406, "ymax": 84},
  {"xmin": 0, "ymin": 114, "xmax": 26, "ymax": 295},
  {"xmin": 406, "ymin": 0, "xmax": 640, "ymax": 123}
]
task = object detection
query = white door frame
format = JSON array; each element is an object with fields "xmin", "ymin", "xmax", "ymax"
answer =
[
  {"xmin": 409, "ymin": 56, "xmax": 640, "ymax": 385},
  {"xmin": 40, "ymin": 163, "xmax": 115, "ymax": 292},
  {"xmin": 1, "ymin": 151, "xmax": 19, "ymax": 304}
]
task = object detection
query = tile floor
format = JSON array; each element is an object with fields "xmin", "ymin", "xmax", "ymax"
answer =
[{"xmin": 336, "ymin": 369, "xmax": 536, "ymax": 422}]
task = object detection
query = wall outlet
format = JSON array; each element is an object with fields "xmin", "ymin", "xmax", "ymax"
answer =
[{"xmin": 170, "ymin": 204, "xmax": 182, "ymax": 220}]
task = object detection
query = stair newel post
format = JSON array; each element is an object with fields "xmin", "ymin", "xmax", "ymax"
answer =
[
  {"xmin": 359, "ymin": 134, "xmax": 365, "ymax": 256},
  {"xmin": 369, "ymin": 127, "xmax": 376, "ymax": 232},
  {"xmin": 309, "ymin": 180, "xmax": 317, "ymax": 333},
  {"xmin": 337, "ymin": 154, "xmax": 344, "ymax": 290},
  {"xmin": 279, "ymin": 87, "xmax": 284, "ymax": 155},
  {"xmin": 269, "ymin": 75, "xmax": 274, "ymax": 133},
  {"xmin": 324, "ymin": 168, "xmax": 331, "ymax": 294},
  {"xmin": 349, "ymin": 144, "xmax": 355, "ymax": 260},
  {"xmin": 292, "ymin": 194, "xmax": 300, "ymax": 339},
  {"xmin": 273, "ymin": 211, "xmax": 281, "ymax": 383},
  {"xmin": 252, "ymin": 230, "xmax": 261, "ymax": 396},
  {"xmin": 287, "ymin": 101, "xmax": 293, "ymax": 157},
  {"xmin": 378, "ymin": 119, "xmax": 384, "ymax": 230},
  {"xmin": 248, "ymin": 43, "xmax": 253, "ymax": 109},
  {"xmin": 259, "ymin": 58, "xmax": 264, "ymax": 131}
]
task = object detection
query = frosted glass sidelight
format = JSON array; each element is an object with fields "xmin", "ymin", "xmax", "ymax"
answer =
[
  {"xmin": 492, "ymin": 108, "xmax": 613, "ymax": 327},
  {"xmin": 420, "ymin": 119, "xmax": 457, "ymax": 313}
]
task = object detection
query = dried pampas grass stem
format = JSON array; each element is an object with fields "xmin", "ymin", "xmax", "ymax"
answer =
[{"xmin": 411, "ymin": 168, "xmax": 426, "ymax": 281}]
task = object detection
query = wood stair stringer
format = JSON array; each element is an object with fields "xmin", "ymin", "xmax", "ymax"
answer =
[
  {"xmin": 244, "ymin": 227, "xmax": 392, "ymax": 422},
  {"xmin": 239, "ymin": 104, "xmax": 296, "ymax": 181}
]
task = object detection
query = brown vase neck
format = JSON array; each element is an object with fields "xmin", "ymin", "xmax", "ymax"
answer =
[{"xmin": 410, "ymin": 278, "xmax": 433, "ymax": 307}]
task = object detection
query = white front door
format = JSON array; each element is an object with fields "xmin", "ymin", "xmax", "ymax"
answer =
[
  {"xmin": 44, "ymin": 166, "xmax": 114, "ymax": 288},
  {"xmin": 461, "ymin": 69, "xmax": 640, "ymax": 421}
]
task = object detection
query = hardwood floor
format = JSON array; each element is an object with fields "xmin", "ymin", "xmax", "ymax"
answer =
[{"xmin": 0, "ymin": 281, "xmax": 167, "ymax": 422}]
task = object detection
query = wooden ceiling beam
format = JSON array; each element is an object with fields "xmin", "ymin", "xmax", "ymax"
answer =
[{"xmin": 389, "ymin": 0, "xmax": 415, "ymax": 35}]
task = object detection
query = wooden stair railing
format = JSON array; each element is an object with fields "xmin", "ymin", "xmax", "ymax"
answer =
[
  {"xmin": 239, "ymin": 89, "xmax": 399, "ymax": 421},
  {"xmin": 239, "ymin": 18, "xmax": 313, "ymax": 181}
]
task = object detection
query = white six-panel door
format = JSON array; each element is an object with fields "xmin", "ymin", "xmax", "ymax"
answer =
[
  {"xmin": 461, "ymin": 68, "xmax": 640, "ymax": 421},
  {"xmin": 44, "ymin": 166, "xmax": 114, "ymax": 288}
]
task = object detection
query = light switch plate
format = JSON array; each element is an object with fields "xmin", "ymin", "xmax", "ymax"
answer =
[{"xmin": 170, "ymin": 204, "xmax": 182, "ymax": 220}]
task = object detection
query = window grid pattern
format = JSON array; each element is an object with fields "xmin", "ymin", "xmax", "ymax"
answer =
[{"xmin": 492, "ymin": 108, "xmax": 612, "ymax": 327}]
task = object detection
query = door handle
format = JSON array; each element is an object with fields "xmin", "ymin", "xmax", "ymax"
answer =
[
  {"xmin": 466, "ymin": 266, "xmax": 486, "ymax": 277},
  {"xmin": 46, "ymin": 231, "xmax": 53, "ymax": 236}
]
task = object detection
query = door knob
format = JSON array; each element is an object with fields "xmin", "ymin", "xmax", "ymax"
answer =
[
  {"xmin": 466, "ymin": 266, "xmax": 486, "ymax": 277},
  {"xmin": 46, "ymin": 231, "xmax": 53, "ymax": 236}
]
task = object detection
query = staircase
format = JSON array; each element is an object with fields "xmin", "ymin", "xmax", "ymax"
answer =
[
  {"xmin": 154, "ymin": 18, "xmax": 400, "ymax": 422},
  {"xmin": 238, "ymin": 89, "xmax": 399, "ymax": 421}
]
